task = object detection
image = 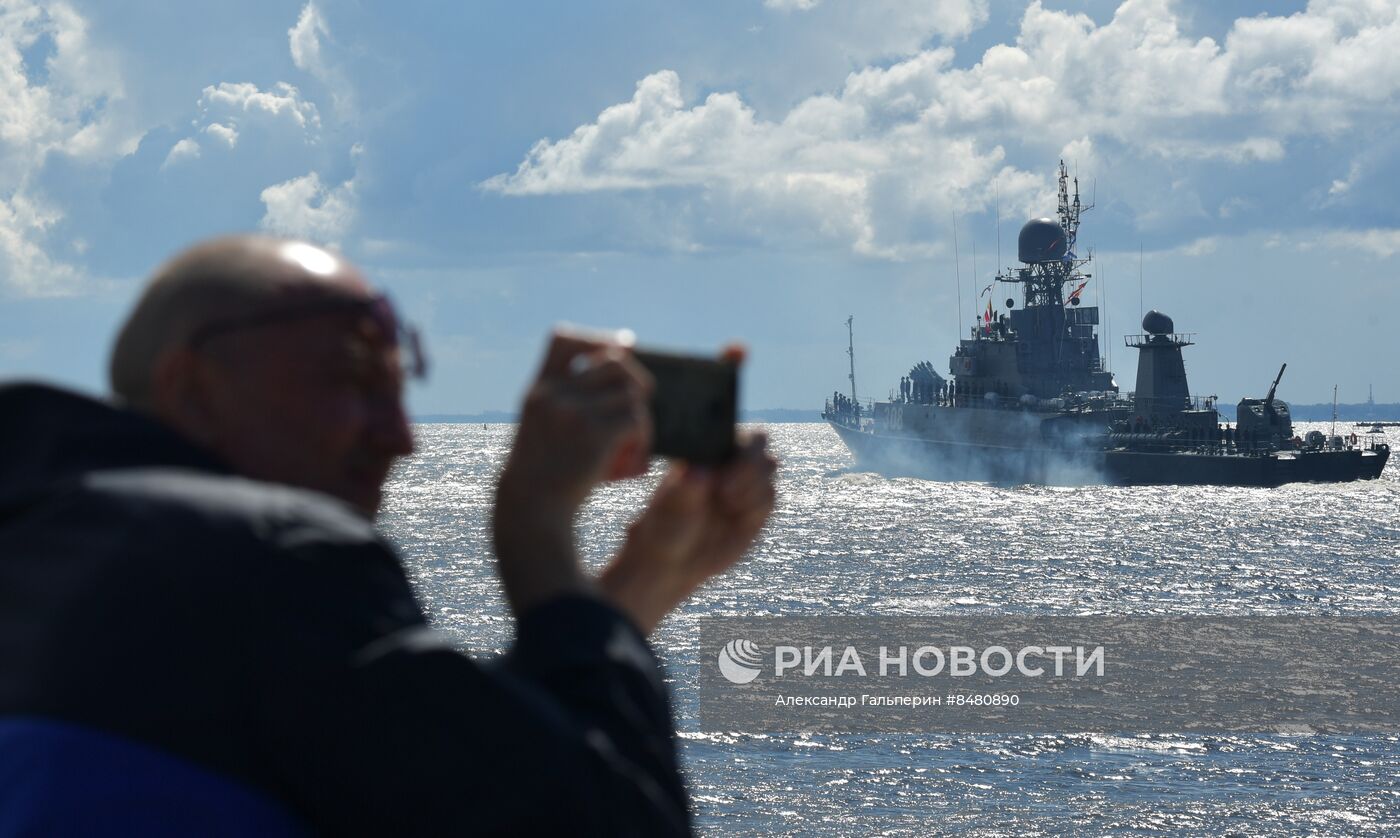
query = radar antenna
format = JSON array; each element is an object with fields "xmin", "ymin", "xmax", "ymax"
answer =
[{"xmin": 1001, "ymin": 161, "xmax": 1097, "ymax": 307}]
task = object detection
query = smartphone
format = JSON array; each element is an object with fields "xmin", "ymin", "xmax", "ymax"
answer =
[{"xmin": 633, "ymin": 349, "xmax": 738, "ymax": 465}]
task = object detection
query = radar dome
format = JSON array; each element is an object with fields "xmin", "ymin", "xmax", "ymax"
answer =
[
  {"xmin": 1018, "ymin": 218, "xmax": 1067, "ymax": 263},
  {"xmin": 1142, "ymin": 310, "xmax": 1174, "ymax": 335}
]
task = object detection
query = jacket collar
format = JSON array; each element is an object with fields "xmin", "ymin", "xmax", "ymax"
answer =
[{"xmin": 0, "ymin": 381, "xmax": 227, "ymax": 511}]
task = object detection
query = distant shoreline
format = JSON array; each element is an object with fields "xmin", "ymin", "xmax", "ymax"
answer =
[
  {"xmin": 1284, "ymin": 403, "xmax": 1400, "ymax": 421},
  {"xmin": 415, "ymin": 403, "xmax": 1400, "ymax": 425},
  {"xmin": 415, "ymin": 408, "xmax": 828, "ymax": 424}
]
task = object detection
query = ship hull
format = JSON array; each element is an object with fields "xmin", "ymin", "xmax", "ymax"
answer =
[{"xmin": 827, "ymin": 420, "xmax": 1390, "ymax": 487}]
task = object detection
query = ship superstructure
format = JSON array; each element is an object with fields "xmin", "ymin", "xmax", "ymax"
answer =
[
  {"xmin": 950, "ymin": 162, "xmax": 1114, "ymax": 403},
  {"xmin": 822, "ymin": 162, "xmax": 1388, "ymax": 486}
]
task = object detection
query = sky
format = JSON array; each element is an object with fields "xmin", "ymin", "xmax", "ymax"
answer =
[{"xmin": 0, "ymin": 0, "xmax": 1397, "ymax": 413}]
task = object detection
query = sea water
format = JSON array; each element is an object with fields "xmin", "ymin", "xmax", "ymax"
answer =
[{"xmin": 380, "ymin": 423, "xmax": 1400, "ymax": 835}]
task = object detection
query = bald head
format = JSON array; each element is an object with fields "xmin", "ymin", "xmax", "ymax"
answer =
[
  {"xmin": 110, "ymin": 235, "xmax": 370, "ymax": 408},
  {"xmin": 107, "ymin": 234, "xmax": 412, "ymax": 517}
]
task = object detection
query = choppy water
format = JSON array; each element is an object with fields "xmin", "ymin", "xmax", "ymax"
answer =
[{"xmin": 380, "ymin": 423, "xmax": 1400, "ymax": 836}]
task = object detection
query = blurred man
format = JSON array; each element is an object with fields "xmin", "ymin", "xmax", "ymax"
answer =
[{"xmin": 0, "ymin": 236, "xmax": 776, "ymax": 835}]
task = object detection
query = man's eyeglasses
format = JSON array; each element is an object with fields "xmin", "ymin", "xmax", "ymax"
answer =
[{"xmin": 187, "ymin": 294, "xmax": 429, "ymax": 380}]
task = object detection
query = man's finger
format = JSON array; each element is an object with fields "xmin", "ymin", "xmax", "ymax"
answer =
[
  {"xmin": 656, "ymin": 464, "xmax": 711, "ymax": 510},
  {"xmin": 720, "ymin": 467, "xmax": 776, "ymax": 510},
  {"xmin": 571, "ymin": 351, "xmax": 654, "ymax": 396},
  {"xmin": 605, "ymin": 438, "xmax": 652, "ymax": 481},
  {"xmin": 734, "ymin": 429, "xmax": 769, "ymax": 456},
  {"xmin": 716, "ymin": 428, "xmax": 777, "ymax": 514},
  {"xmin": 595, "ymin": 396, "xmax": 654, "ymax": 479},
  {"xmin": 718, "ymin": 432, "xmax": 772, "ymax": 485},
  {"xmin": 538, "ymin": 330, "xmax": 617, "ymax": 379},
  {"xmin": 719, "ymin": 465, "xmax": 778, "ymax": 515}
]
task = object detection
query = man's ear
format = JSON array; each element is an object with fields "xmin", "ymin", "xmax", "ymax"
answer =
[{"xmin": 148, "ymin": 348, "xmax": 221, "ymax": 446}]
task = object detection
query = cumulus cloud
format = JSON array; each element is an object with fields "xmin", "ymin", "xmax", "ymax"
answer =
[
  {"xmin": 0, "ymin": 1, "xmax": 360, "ymax": 296},
  {"xmin": 487, "ymin": 0, "xmax": 1400, "ymax": 258},
  {"xmin": 259, "ymin": 169, "xmax": 357, "ymax": 246},
  {"xmin": 486, "ymin": 71, "xmax": 758, "ymax": 195},
  {"xmin": 185, "ymin": 5, "xmax": 353, "ymax": 155},
  {"xmin": 268, "ymin": 4, "xmax": 362, "ymax": 244},
  {"xmin": 197, "ymin": 81, "xmax": 321, "ymax": 133},
  {"xmin": 0, "ymin": 3, "xmax": 142, "ymax": 164},
  {"xmin": 160, "ymin": 137, "xmax": 201, "ymax": 169},
  {"xmin": 1220, "ymin": 2, "xmax": 1400, "ymax": 132},
  {"xmin": 187, "ymin": 4, "xmax": 361, "ymax": 250},
  {"xmin": 165, "ymin": 80, "xmax": 323, "ymax": 179},
  {"xmin": 765, "ymin": 0, "xmax": 820, "ymax": 10},
  {"xmin": 487, "ymin": 68, "xmax": 1028, "ymax": 257},
  {"xmin": 158, "ymin": 80, "xmax": 321, "ymax": 189},
  {"xmin": 0, "ymin": 193, "xmax": 81, "ymax": 295},
  {"xmin": 0, "ymin": 1, "xmax": 140, "ymax": 295},
  {"xmin": 203, "ymin": 122, "xmax": 238, "ymax": 148}
]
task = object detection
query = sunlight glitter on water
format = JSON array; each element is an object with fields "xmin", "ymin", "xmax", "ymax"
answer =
[{"xmin": 379, "ymin": 422, "xmax": 1400, "ymax": 835}]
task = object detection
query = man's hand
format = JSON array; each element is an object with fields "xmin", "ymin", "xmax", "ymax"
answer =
[
  {"xmin": 600, "ymin": 433, "xmax": 778, "ymax": 634},
  {"xmin": 507, "ymin": 331, "xmax": 654, "ymax": 504},
  {"xmin": 493, "ymin": 331, "xmax": 653, "ymax": 617}
]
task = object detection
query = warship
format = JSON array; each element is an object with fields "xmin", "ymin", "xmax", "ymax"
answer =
[{"xmin": 822, "ymin": 162, "xmax": 1390, "ymax": 486}]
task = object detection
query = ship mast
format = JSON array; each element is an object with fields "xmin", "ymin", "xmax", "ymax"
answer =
[
  {"xmin": 981, "ymin": 160, "xmax": 1108, "ymax": 397},
  {"xmin": 1000, "ymin": 160, "xmax": 1095, "ymax": 310},
  {"xmin": 846, "ymin": 315, "xmax": 858, "ymax": 405},
  {"xmin": 1331, "ymin": 384, "xmax": 1338, "ymax": 437},
  {"xmin": 1059, "ymin": 161, "xmax": 1084, "ymax": 254}
]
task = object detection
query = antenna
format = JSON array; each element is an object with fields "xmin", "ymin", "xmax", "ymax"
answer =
[
  {"xmin": 1056, "ymin": 160, "xmax": 1092, "ymax": 254},
  {"xmin": 1103, "ymin": 254, "xmax": 1111, "ymax": 375},
  {"xmin": 1071, "ymin": 176, "xmax": 1080, "ymax": 247},
  {"xmin": 1095, "ymin": 243, "xmax": 1105, "ymax": 373},
  {"xmin": 846, "ymin": 315, "xmax": 858, "ymax": 405},
  {"xmin": 952, "ymin": 213, "xmax": 964, "ymax": 338},
  {"xmin": 972, "ymin": 234, "xmax": 979, "ymax": 330},
  {"xmin": 1058, "ymin": 161, "xmax": 1071, "ymax": 241},
  {"xmin": 1331, "ymin": 384, "xmax": 1338, "ymax": 437}
]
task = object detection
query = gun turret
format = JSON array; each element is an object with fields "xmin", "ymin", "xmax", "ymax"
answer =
[
  {"xmin": 1264, "ymin": 363, "xmax": 1286, "ymax": 411},
  {"xmin": 1237, "ymin": 363, "xmax": 1292, "ymax": 448}
]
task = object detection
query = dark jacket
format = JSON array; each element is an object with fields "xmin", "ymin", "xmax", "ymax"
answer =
[{"xmin": 0, "ymin": 382, "xmax": 690, "ymax": 835}]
